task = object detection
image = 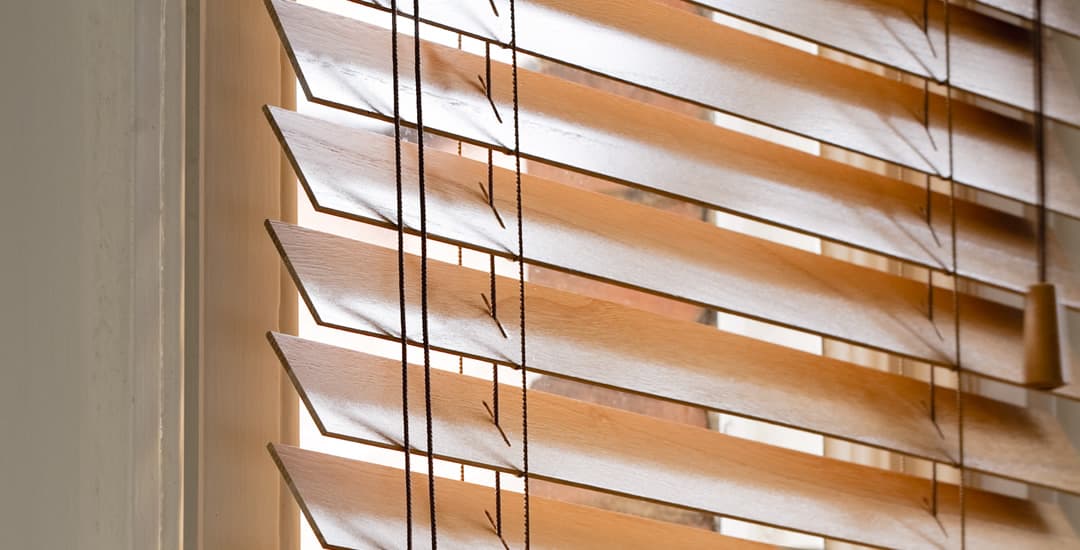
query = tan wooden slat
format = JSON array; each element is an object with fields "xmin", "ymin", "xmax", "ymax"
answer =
[
  {"xmin": 272, "ymin": 331, "xmax": 1080, "ymax": 497},
  {"xmin": 270, "ymin": 444, "xmax": 767, "ymax": 550},
  {"xmin": 263, "ymin": 1, "xmax": 1033, "ymax": 277},
  {"xmin": 265, "ymin": 0, "xmax": 1080, "ymax": 231},
  {"xmin": 364, "ymin": 0, "xmax": 1080, "ymax": 128},
  {"xmin": 698, "ymin": 0, "xmax": 1079, "ymax": 127},
  {"xmin": 268, "ymin": 0, "xmax": 1080, "ymax": 220},
  {"xmin": 265, "ymin": 110, "xmax": 1080, "ymax": 387},
  {"xmin": 268, "ymin": 106, "xmax": 1080, "ymax": 310},
  {"xmin": 975, "ymin": 0, "xmax": 1080, "ymax": 37},
  {"xmin": 673, "ymin": 0, "xmax": 943, "ymax": 79},
  {"xmin": 951, "ymin": 6, "xmax": 1080, "ymax": 127},
  {"xmin": 267, "ymin": 339, "xmax": 1080, "ymax": 549},
  {"xmin": 266, "ymin": 220, "xmax": 1080, "ymax": 489},
  {"xmin": 276, "ymin": 216, "xmax": 1003, "ymax": 384}
]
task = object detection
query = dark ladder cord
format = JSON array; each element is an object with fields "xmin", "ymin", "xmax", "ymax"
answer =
[
  {"xmin": 408, "ymin": 2, "xmax": 438, "ymax": 547},
  {"xmin": 456, "ymin": 33, "xmax": 466, "ymax": 486},
  {"xmin": 485, "ymin": 48, "xmax": 501, "ymax": 450},
  {"xmin": 921, "ymin": 0, "xmax": 940, "ymax": 520},
  {"xmin": 388, "ymin": 1, "xmax": 413, "ymax": 548},
  {"xmin": 509, "ymin": 0, "xmax": 531, "ymax": 547},
  {"xmin": 943, "ymin": 0, "xmax": 966, "ymax": 546},
  {"xmin": 480, "ymin": 37, "xmax": 504, "ymax": 540},
  {"xmin": 1035, "ymin": 0, "xmax": 1048, "ymax": 283},
  {"xmin": 489, "ymin": 147, "xmax": 504, "ymax": 538},
  {"xmin": 923, "ymin": 5, "xmax": 939, "ymax": 513}
]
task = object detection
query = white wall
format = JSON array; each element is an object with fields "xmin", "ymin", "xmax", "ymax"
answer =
[{"xmin": 0, "ymin": 1, "xmax": 184, "ymax": 549}]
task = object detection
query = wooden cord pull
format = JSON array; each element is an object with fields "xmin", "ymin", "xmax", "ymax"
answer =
[{"xmin": 1023, "ymin": 282, "xmax": 1071, "ymax": 389}]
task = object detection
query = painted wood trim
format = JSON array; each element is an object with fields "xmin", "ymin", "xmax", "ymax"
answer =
[{"xmin": 184, "ymin": 1, "xmax": 298, "ymax": 548}]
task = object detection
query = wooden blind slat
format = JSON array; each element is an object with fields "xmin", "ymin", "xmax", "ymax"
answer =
[
  {"xmin": 684, "ymin": 0, "xmax": 1080, "ymax": 126},
  {"xmin": 975, "ymin": 0, "xmax": 1080, "ymax": 37},
  {"xmin": 276, "ymin": 216, "xmax": 1019, "ymax": 383},
  {"xmin": 363, "ymin": 0, "xmax": 1080, "ymax": 128},
  {"xmin": 273, "ymin": 332, "xmax": 1080, "ymax": 497},
  {"xmin": 263, "ymin": 2, "xmax": 1080, "ymax": 545},
  {"xmin": 269, "ymin": 337, "xmax": 1080, "ymax": 549},
  {"xmin": 660, "ymin": 0, "xmax": 942, "ymax": 79},
  {"xmin": 271, "ymin": 444, "xmax": 771, "ymax": 549},
  {"xmin": 267, "ymin": 117, "xmax": 1080, "ymax": 390},
  {"xmin": 269, "ymin": 106, "xmax": 1080, "ymax": 310},
  {"xmin": 267, "ymin": 223, "xmax": 1080, "ymax": 492},
  {"xmin": 265, "ymin": 111, "xmax": 957, "ymax": 365},
  {"xmin": 268, "ymin": 1, "xmax": 1080, "ymax": 277},
  {"xmin": 272, "ymin": 0, "xmax": 1080, "ymax": 218},
  {"xmin": 952, "ymin": 6, "xmax": 1080, "ymax": 127}
]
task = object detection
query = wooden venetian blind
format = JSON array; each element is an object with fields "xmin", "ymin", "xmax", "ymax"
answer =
[{"xmin": 260, "ymin": 0, "xmax": 1080, "ymax": 547}]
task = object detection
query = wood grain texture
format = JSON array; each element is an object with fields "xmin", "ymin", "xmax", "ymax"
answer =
[
  {"xmin": 266, "ymin": 222, "xmax": 1080, "ymax": 491},
  {"xmin": 684, "ymin": 0, "xmax": 1080, "ymax": 126},
  {"xmin": 366, "ymin": 0, "xmax": 1080, "ymax": 128},
  {"xmin": 264, "ymin": 113, "xmax": 1080, "ymax": 389},
  {"xmin": 264, "ymin": 4, "xmax": 1080, "ymax": 286},
  {"xmin": 680, "ymin": 0, "xmax": 944, "ymax": 79},
  {"xmin": 268, "ymin": 106, "xmax": 1080, "ymax": 310},
  {"xmin": 267, "ymin": 338, "xmax": 1080, "ymax": 549},
  {"xmin": 272, "ymin": 332, "xmax": 1080, "ymax": 497},
  {"xmin": 194, "ymin": 1, "xmax": 296, "ymax": 548},
  {"xmin": 268, "ymin": 0, "xmax": 1080, "ymax": 218},
  {"xmin": 950, "ymin": 6, "xmax": 1080, "ymax": 127},
  {"xmin": 270, "ymin": 444, "xmax": 770, "ymax": 550},
  {"xmin": 271, "ymin": 215, "xmax": 1026, "ymax": 387},
  {"xmin": 975, "ymin": 0, "xmax": 1080, "ymax": 37}
]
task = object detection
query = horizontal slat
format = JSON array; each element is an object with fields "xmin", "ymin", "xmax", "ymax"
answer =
[
  {"xmin": 670, "ymin": 0, "xmax": 943, "ymax": 79},
  {"xmin": 687, "ymin": 1, "xmax": 1080, "ymax": 126},
  {"xmin": 975, "ymin": 0, "xmax": 1080, "ymax": 37},
  {"xmin": 951, "ymin": 7, "xmax": 1080, "ymax": 127},
  {"xmin": 270, "ymin": 444, "xmax": 764, "ymax": 549},
  {"xmin": 274, "ymin": 332, "xmax": 1080, "ymax": 497},
  {"xmin": 268, "ymin": 106, "xmax": 1080, "ymax": 309},
  {"xmin": 271, "ymin": 107, "xmax": 961, "ymax": 360},
  {"xmin": 367, "ymin": 0, "xmax": 1080, "ymax": 128},
  {"xmin": 269, "ymin": 0, "xmax": 1080, "ymax": 218},
  {"xmin": 268, "ymin": 0, "xmax": 1051, "ymax": 282},
  {"xmin": 269, "ymin": 336, "xmax": 1080, "ymax": 549},
  {"xmin": 267, "ymin": 222, "xmax": 1080, "ymax": 491},
  {"xmin": 266, "ymin": 109, "xmax": 1080, "ymax": 389}
]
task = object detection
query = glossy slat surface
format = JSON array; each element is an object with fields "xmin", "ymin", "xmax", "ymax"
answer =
[
  {"xmin": 269, "ymin": 106, "xmax": 1080, "ymax": 309},
  {"xmin": 270, "ymin": 444, "xmax": 765, "ymax": 549},
  {"xmin": 976, "ymin": 0, "xmax": 1080, "ymax": 37},
  {"xmin": 287, "ymin": 218, "xmax": 1038, "ymax": 388},
  {"xmin": 951, "ymin": 7, "xmax": 1080, "ymax": 127},
  {"xmin": 690, "ymin": 0, "xmax": 945, "ymax": 79},
  {"xmin": 369, "ymin": 0, "xmax": 1080, "ymax": 127},
  {"xmin": 687, "ymin": 0, "xmax": 1080, "ymax": 126},
  {"xmin": 267, "ymin": 111, "xmax": 1080, "ymax": 390},
  {"xmin": 269, "ymin": 339, "xmax": 1080, "ymax": 549},
  {"xmin": 273, "ymin": 332, "xmax": 1080, "ymax": 496},
  {"xmin": 269, "ymin": 0, "xmax": 1080, "ymax": 281},
  {"xmin": 265, "ymin": 110, "xmax": 949, "ymax": 367},
  {"xmin": 370, "ymin": 0, "xmax": 944, "ymax": 175},
  {"xmin": 268, "ymin": 222, "xmax": 1080, "ymax": 490},
  {"xmin": 269, "ymin": 0, "xmax": 1080, "ymax": 222}
]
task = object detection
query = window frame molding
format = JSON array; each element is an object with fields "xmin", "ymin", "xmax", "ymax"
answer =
[{"xmin": 182, "ymin": 1, "xmax": 298, "ymax": 548}]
